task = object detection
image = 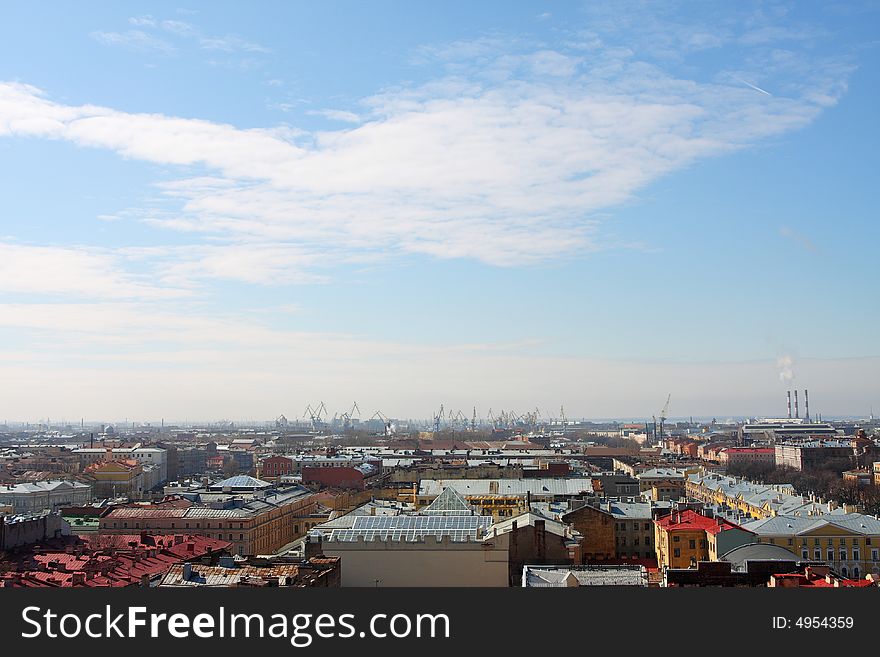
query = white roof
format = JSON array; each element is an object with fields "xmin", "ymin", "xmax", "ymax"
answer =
[{"xmin": 418, "ymin": 478, "xmax": 594, "ymax": 497}]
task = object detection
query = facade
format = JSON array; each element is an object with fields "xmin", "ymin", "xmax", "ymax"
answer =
[
  {"xmin": 718, "ymin": 447, "xmax": 775, "ymax": 469},
  {"xmin": 417, "ymin": 478, "xmax": 595, "ymax": 519},
  {"xmin": 488, "ymin": 511, "xmax": 581, "ymax": 585},
  {"xmin": 562, "ymin": 504, "xmax": 615, "ymax": 562},
  {"xmin": 74, "ymin": 447, "xmax": 168, "ymax": 484},
  {"xmin": 636, "ymin": 468, "xmax": 686, "ymax": 492},
  {"xmin": 774, "ymin": 441, "xmax": 856, "ymax": 471},
  {"xmin": 83, "ymin": 459, "xmax": 145, "ymax": 499},
  {"xmin": 686, "ymin": 470, "xmax": 855, "ymax": 519},
  {"xmin": 302, "ymin": 463, "xmax": 378, "ymax": 490},
  {"xmin": 654, "ymin": 510, "xmax": 754, "ymax": 570},
  {"xmin": 258, "ymin": 456, "xmax": 295, "ymax": 481},
  {"xmin": 98, "ymin": 486, "xmax": 317, "ymax": 555},
  {"xmin": 607, "ymin": 501, "xmax": 655, "ymax": 559},
  {"xmin": 742, "ymin": 513, "xmax": 880, "ymax": 579},
  {"xmin": 0, "ymin": 480, "xmax": 92, "ymax": 514},
  {"xmin": 1, "ymin": 513, "xmax": 71, "ymax": 550},
  {"xmin": 739, "ymin": 421, "xmax": 841, "ymax": 444}
]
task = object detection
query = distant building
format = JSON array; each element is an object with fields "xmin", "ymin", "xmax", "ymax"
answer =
[
  {"xmin": 0, "ymin": 480, "xmax": 92, "ymax": 514},
  {"xmin": 74, "ymin": 447, "xmax": 168, "ymax": 484},
  {"xmin": 302, "ymin": 463, "xmax": 379, "ymax": 490},
  {"xmin": 258, "ymin": 456, "xmax": 295, "ymax": 481},
  {"xmin": 99, "ymin": 485, "xmax": 317, "ymax": 555},
  {"xmin": 83, "ymin": 459, "xmax": 145, "ymax": 499},
  {"xmin": 774, "ymin": 441, "xmax": 855, "ymax": 471},
  {"xmin": 718, "ymin": 447, "xmax": 775, "ymax": 469},
  {"xmin": 739, "ymin": 421, "xmax": 840, "ymax": 444}
]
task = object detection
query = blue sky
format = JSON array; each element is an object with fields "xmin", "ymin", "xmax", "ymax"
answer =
[{"xmin": 0, "ymin": 2, "xmax": 878, "ymax": 422}]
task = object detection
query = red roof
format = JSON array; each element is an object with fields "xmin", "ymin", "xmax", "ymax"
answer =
[
  {"xmin": 0, "ymin": 534, "xmax": 231, "ymax": 588},
  {"xmin": 656, "ymin": 509, "xmax": 752, "ymax": 536}
]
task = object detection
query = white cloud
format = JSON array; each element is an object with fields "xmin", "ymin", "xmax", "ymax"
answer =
[
  {"xmin": 309, "ymin": 109, "xmax": 362, "ymax": 123},
  {"xmin": 0, "ymin": 242, "xmax": 189, "ymax": 300},
  {"xmin": 0, "ymin": 30, "xmax": 845, "ymax": 275},
  {"xmin": 90, "ymin": 30, "xmax": 176, "ymax": 54}
]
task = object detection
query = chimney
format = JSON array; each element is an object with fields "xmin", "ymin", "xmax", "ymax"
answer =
[
  {"xmin": 794, "ymin": 390, "xmax": 799, "ymax": 419},
  {"xmin": 71, "ymin": 572, "xmax": 85, "ymax": 586},
  {"xmin": 787, "ymin": 391, "xmax": 792, "ymax": 419},
  {"xmin": 804, "ymin": 389, "xmax": 810, "ymax": 422}
]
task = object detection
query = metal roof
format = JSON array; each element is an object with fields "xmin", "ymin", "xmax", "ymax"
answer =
[
  {"xmin": 523, "ymin": 565, "xmax": 648, "ymax": 587},
  {"xmin": 328, "ymin": 515, "xmax": 493, "ymax": 543},
  {"xmin": 421, "ymin": 486, "xmax": 476, "ymax": 515},
  {"xmin": 418, "ymin": 478, "xmax": 594, "ymax": 497}
]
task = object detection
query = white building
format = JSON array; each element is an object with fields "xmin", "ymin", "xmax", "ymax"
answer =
[
  {"xmin": 0, "ymin": 480, "xmax": 92, "ymax": 514},
  {"xmin": 74, "ymin": 446, "xmax": 168, "ymax": 484}
]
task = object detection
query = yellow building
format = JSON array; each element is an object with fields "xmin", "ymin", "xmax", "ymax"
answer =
[
  {"xmin": 743, "ymin": 514, "xmax": 880, "ymax": 580},
  {"xmin": 84, "ymin": 459, "xmax": 144, "ymax": 499},
  {"xmin": 685, "ymin": 470, "xmax": 855, "ymax": 519},
  {"xmin": 654, "ymin": 509, "xmax": 755, "ymax": 570}
]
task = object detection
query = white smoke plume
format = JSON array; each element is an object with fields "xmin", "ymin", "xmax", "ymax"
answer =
[{"xmin": 777, "ymin": 355, "xmax": 795, "ymax": 384}]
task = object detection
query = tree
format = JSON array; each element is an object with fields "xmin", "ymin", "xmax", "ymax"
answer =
[{"xmin": 222, "ymin": 457, "xmax": 239, "ymax": 478}]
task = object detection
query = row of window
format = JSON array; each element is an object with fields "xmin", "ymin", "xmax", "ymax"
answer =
[{"xmin": 799, "ymin": 547, "xmax": 879, "ymax": 562}]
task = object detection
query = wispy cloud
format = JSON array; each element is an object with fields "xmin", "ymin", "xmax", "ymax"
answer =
[
  {"xmin": 0, "ymin": 242, "xmax": 189, "ymax": 299},
  {"xmin": 779, "ymin": 226, "xmax": 819, "ymax": 253},
  {"xmin": 90, "ymin": 30, "xmax": 176, "ymax": 54},
  {"xmin": 93, "ymin": 15, "xmax": 268, "ymax": 57}
]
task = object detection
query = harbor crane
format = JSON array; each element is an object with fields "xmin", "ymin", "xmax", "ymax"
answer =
[
  {"xmin": 371, "ymin": 410, "xmax": 392, "ymax": 436},
  {"xmin": 658, "ymin": 394, "xmax": 671, "ymax": 444}
]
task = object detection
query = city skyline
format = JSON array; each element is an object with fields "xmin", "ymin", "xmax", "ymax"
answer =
[{"xmin": 1, "ymin": 2, "xmax": 879, "ymax": 419}]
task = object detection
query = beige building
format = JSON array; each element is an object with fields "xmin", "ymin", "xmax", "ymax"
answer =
[{"xmin": 321, "ymin": 534, "xmax": 509, "ymax": 587}]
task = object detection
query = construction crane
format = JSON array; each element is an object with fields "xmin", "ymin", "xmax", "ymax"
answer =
[
  {"xmin": 470, "ymin": 407, "xmax": 477, "ymax": 432},
  {"xmin": 658, "ymin": 394, "xmax": 671, "ymax": 444},
  {"xmin": 341, "ymin": 401, "xmax": 361, "ymax": 430},
  {"xmin": 305, "ymin": 401, "xmax": 328, "ymax": 431},
  {"xmin": 433, "ymin": 404, "xmax": 445, "ymax": 433},
  {"xmin": 371, "ymin": 410, "xmax": 392, "ymax": 436}
]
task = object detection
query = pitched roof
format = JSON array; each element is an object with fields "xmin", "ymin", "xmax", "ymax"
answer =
[
  {"xmin": 421, "ymin": 486, "xmax": 475, "ymax": 515},
  {"xmin": 656, "ymin": 509, "xmax": 751, "ymax": 535}
]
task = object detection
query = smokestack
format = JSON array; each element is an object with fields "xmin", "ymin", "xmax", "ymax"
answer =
[
  {"xmin": 804, "ymin": 389, "xmax": 810, "ymax": 422},
  {"xmin": 794, "ymin": 390, "xmax": 799, "ymax": 419},
  {"xmin": 787, "ymin": 391, "xmax": 792, "ymax": 419}
]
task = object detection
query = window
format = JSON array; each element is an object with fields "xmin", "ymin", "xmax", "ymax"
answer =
[
  {"xmin": 872, "ymin": 549, "xmax": 878, "ymax": 562},
  {"xmin": 840, "ymin": 549, "xmax": 847, "ymax": 561},
  {"xmin": 673, "ymin": 548, "xmax": 681, "ymax": 558},
  {"xmin": 673, "ymin": 535, "xmax": 680, "ymax": 542},
  {"xmin": 788, "ymin": 538, "xmax": 793, "ymax": 546},
  {"xmin": 814, "ymin": 548, "xmax": 821, "ymax": 560},
  {"xmin": 854, "ymin": 548, "xmax": 860, "ymax": 561},
  {"xmin": 828, "ymin": 549, "xmax": 834, "ymax": 562},
  {"xmin": 854, "ymin": 567, "xmax": 860, "ymax": 579},
  {"xmin": 688, "ymin": 539, "xmax": 696, "ymax": 549},
  {"xmin": 802, "ymin": 549, "xmax": 808, "ymax": 559}
]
